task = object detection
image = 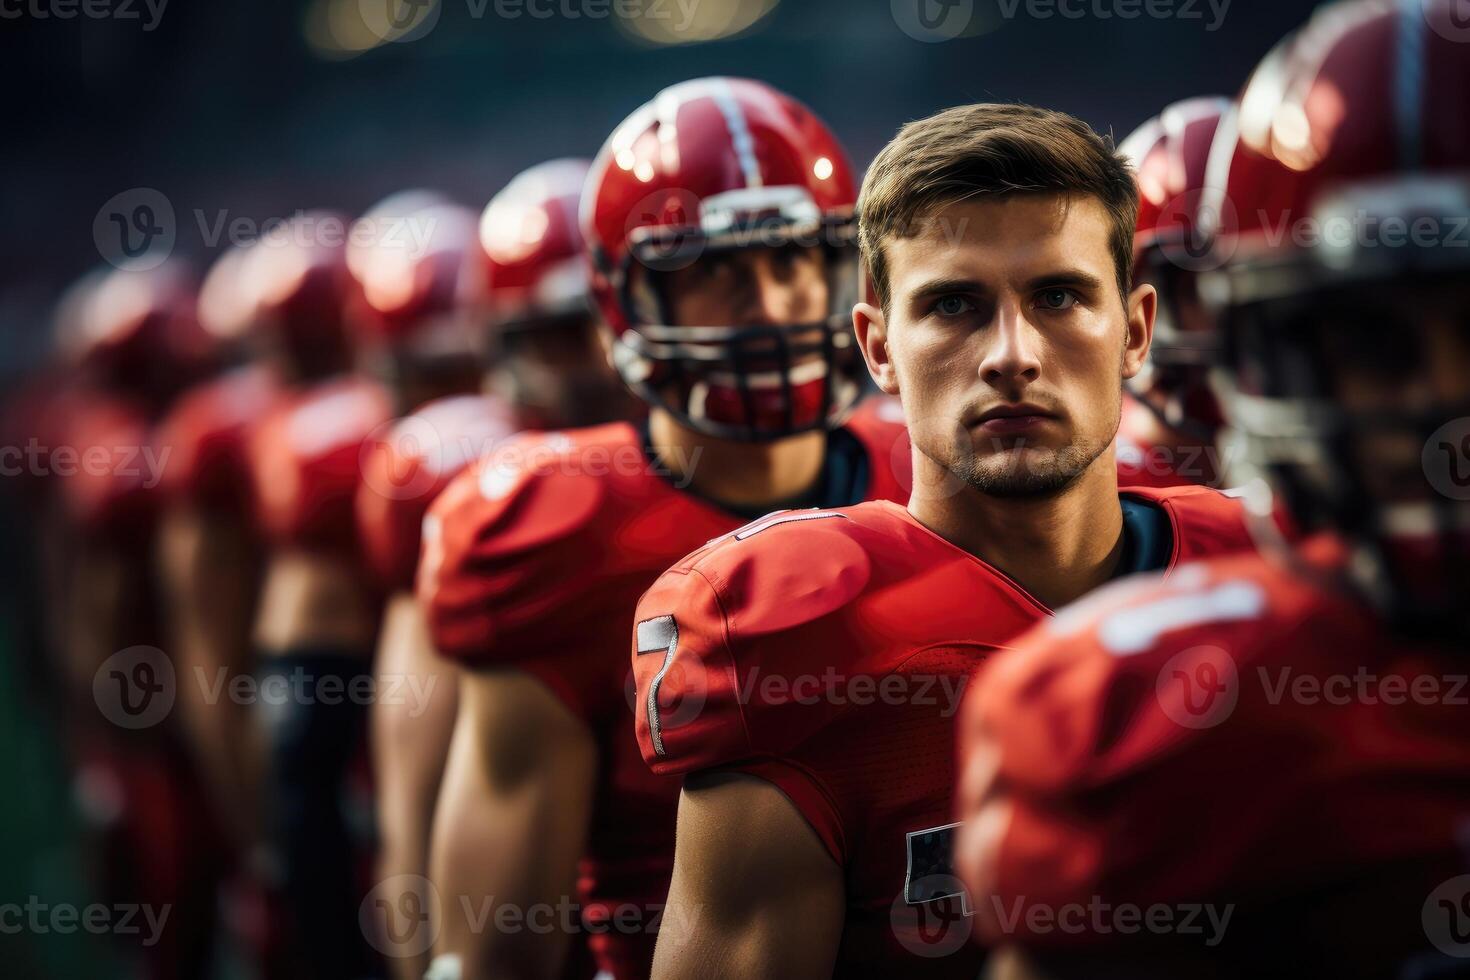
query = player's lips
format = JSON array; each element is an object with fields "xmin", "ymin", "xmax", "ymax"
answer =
[{"xmin": 971, "ymin": 403, "xmax": 1057, "ymax": 436}]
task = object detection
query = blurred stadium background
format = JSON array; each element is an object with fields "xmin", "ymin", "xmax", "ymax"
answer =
[{"xmin": 0, "ymin": 0, "xmax": 1323, "ymax": 373}]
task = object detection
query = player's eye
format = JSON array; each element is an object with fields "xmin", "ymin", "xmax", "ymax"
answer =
[
  {"xmin": 1035, "ymin": 288, "xmax": 1078, "ymax": 311},
  {"xmin": 933, "ymin": 295, "xmax": 976, "ymax": 318}
]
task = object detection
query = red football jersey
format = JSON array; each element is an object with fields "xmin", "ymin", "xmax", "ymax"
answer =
[
  {"xmin": 1115, "ymin": 393, "xmax": 1212, "ymax": 490},
  {"xmin": 632, "ymin": 485, "xmax": 1255, "ymax": 977},
  {"xmin": 956, "ymin": 537, "xmax": 1470, "ymax": 975},
  {"xmin": 54, "ymin": 390, "xmax": 161, "ymax": 545},
  {"xmin": 355, "ymin": 393, "xmax": 518, "ymax": 591},
  {"xmin": 418, "ymin": 395, "xmax": 911, "ymax": 979},
  {"xmin": 155, "ymin": 364, "xmax": 283, "ymax": 514},
  {"xmin": 245, "ymin": 375, "xmax": 393, "ymax": 554}
]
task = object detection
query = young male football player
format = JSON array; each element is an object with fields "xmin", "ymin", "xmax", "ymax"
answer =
[
  {"xmin": 357, "ymin": 162, "xmax": 635, "ymax": 980},
  {"xmin": 630, "ymin": 102, "xmax": 1260, "ymax": 978},
  {"xmin": 956, "ymin": 4, "xmax": 1470, "ymax": 977},
  {"xmin": 418, "ymin": 78, "xmax": 910, "ymax": 980}
]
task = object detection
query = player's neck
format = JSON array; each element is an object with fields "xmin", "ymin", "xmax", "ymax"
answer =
[
  {"xmin": 649, "ymin": 409, "xmax": 827, "ymax": 510},
  {"xmin": 908, "ymin": 450, "xmax": 1125, "ymax": 610}
]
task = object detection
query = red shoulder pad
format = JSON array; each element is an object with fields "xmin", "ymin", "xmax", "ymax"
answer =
[
  {"xmin": 957, "ymin": 552, "xmax": 1286, "ymax": 938},
  {"xmin": 958, "ymin": 545, "xmax": 1470, "ymax": 947},
  {"xmin": 356, "ymin": 394, "xmax": 517, "ymax": 591},
  {"xmin": 631, "ymin": 506, "xmax": 881, "ymax": 776},
  {"xmin": 155, "ymin": 365, "xmax": 281, "ymax": 512},
  {"xmin": 55, "ymin": 393, "xmax": 161, "ymax": 542},
  {"xmin": 842, "ymin": 394, "xmax": 912, "ymax": 503},
  {"xmin": 247, "ymin": 375, "xmax": 393, "ymax": 552},
  {"xmin": 417, "ymin": 423, "xmax": 633, "ymax": 664}
]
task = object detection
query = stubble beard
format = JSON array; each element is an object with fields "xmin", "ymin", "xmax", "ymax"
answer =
[{"xmin": 953, "ymin": 437, "xmax": 1109, "ymax": 499}]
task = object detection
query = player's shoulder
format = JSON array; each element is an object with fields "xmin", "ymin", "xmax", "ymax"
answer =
[
  {"xmin": 156, "ymin": 365, "xmax": 281, "ymax": 501},
  {"xmin": 633, "ymin": 501, "xmax": 938, "ymax": 774},
  {"xmin": 967, "ymin": 545, "xmax": 1348, "ymax": 788},
  {"xmin": 56, "ymin": 390, "xmax": 157, "ymax": 537},
  {"xmin": 162, "ymin": 364, "xmax": 279, "ymax": 434},
  {"xmin": 397, "ymin": 393, "xmax": 516, "ymax": 452},
  {"xmin": 258, "ymin": 374, "xmax": 393, "ymax": 464},
  {"xmin": 361, "ymin": 394, "xmax": 517, "ymax": 506},
  {"xmin": 1002, "ymin": 545, "xmax": 1322, "ymax": 682},
  {"xmin": 357, "ymin": 395, "xmax": 518, "ymax": 590},
  {"xmin": 419, "ymin": 421, "xmax": 666, "ymax": 663},
  {"xmin": 425, "ymin": 421, "xmax": 643, "ymax": 560},
  {"xmin": 648, "ymin": 500, "xmax": 919, "ymax": 627},
  {"xmin": 669, "ymin": 498, "xmax": 911, "ymax": 576}
]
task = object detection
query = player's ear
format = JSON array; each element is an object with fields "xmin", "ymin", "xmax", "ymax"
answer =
[
  {"xmin": 1122, "ymin": 282, "xmax": 1156, "ymax": 380},
  {"xmin": 853, "ymin": 301, "xmax": 899, "ymax": 395}
]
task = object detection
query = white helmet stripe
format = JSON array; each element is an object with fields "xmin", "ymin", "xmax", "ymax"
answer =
[{"xmin": 710, "ymin": 78, "xmax": 764, "ymax": 190}]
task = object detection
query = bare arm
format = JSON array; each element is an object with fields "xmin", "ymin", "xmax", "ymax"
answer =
[
  {"xmin": 156, "ymin": 505, "xmax": 265, "ymax": 855},
  {"xmin": 652, "ymin": 771, "xmax": 845, "ymax": 980},
  {"xmin": 430, "ymin": 668, "xmax": 597, "ymax": 980},
  {"xmin": 370, "ymin": 592, "xmax": 460, "ymax": 980}
]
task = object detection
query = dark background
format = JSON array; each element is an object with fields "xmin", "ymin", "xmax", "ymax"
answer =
[{"xmin": 0, "ymin": 0, "xmax": 1322, "ymax": 372}]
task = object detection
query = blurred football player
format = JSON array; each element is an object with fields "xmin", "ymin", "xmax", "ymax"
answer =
[
  {"xmin": 353, "ymin": 169, "xmax": 632, "ymax": 980},
  {"xmin": 240, "ymin": 212, "xmax": 394, "ymax": 980},
  {"xmin": 1115, "ymin": 97, "xmax": 1231, "ymax": 489},
  {"xmin": 46, "ymin": 258, "xmax": 227, "ymax": 979},
  {"xmin": 150, "ymin": 239, "xmax": 299, "ymax": 976},
  {"xmin": 955, "ymin": 3, "xmax": 1470, "ymax": 977},
  {"xmin": 153, "ymin": 239, "xmax": 280, "ymax": 872},
  {"xmin": 419, "ymin": 78, "xmax": 910, "ymax": 980},
  {"xmin": 631, "ymin": 102, "xmax": 1262, "ymax": 977}
]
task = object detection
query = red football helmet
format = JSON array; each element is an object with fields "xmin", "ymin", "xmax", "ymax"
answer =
[
  {"xmin": 582, "ymin": 76, "xmax": 865, "ymax": 442},
  {"xmin": 347, "ymin": 193, "xmax": 486, "ymax": 357},
  {"xmin": 1201, "ymin": 0, "xmax": 1470, "ymax": 633},
  {"xmin": 239, "ymin": 210, "xmax": 359, "ymax": 375},
  {"xmin": 55, "ymin": 259, "xmax": 214, "ymax": 404},
  {"xmin": 197, "ymin": 240, "xmax": 261, "ymax": 346},
  {"xmin": 1119, "ymin": 96, "xmax": 1231, "ymax": 439},
  {"xmin": 480, "ymin": 158, "xmax": 593, "ymax": 329}
]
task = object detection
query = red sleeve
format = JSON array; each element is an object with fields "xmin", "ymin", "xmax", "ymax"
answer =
[
  {"xmin": 247, "ymin": 377, "xmax": 392, "ymax": 553},
  {"xmin": 630, "ymin": 512, "xmax": 878, "ymax": 863},
  {"xmin": 155, "ymin": 367, "xmax": 277, "ymax": 512},
  {"xmin": 55, "ymin": 394, "xmax": 159, "ymax": 543},
  {"xmin": 416, "ymin": 430, "xmax": 637, "ymax": 721},
  {"xmin": 357, "ymin": 396, "xmax": 518, "ymax": 592}
]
